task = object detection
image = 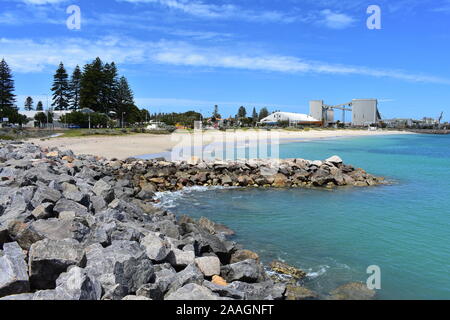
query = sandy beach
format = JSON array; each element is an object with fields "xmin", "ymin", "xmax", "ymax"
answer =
[{"xmin": 29, "ymin": 129, "xmax": 413, "ymax": 160}]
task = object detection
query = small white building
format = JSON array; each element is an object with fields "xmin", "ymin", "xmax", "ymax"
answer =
[
  {"xmin": 259, "ymin": 112, "xmax": 321, "ymax": 125},
  {"xmin": 20, "ymin": 110, "xmax": 72, "ymax": 128}
]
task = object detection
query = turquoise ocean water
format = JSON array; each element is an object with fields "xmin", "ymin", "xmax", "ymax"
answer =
[{"xmin": 155, "ymin": 134, "xmax": 450, "ymax": 300}]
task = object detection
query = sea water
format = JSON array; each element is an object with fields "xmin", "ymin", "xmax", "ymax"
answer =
[{"xmin": 157, "ymin": 134, "xmax": 450, "ymax": 300}]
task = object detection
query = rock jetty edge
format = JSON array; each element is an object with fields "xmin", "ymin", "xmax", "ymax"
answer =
[{"xmin": 0, "ymin": 141, "xmax": 378, "ymax": 300}]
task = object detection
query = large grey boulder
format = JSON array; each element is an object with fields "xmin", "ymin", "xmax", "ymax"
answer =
[
  {"xmin": 228, "ymin": 281, "xmax": 286, "ymax": 300},
  {"xmin": 93, "ymin": 179, "xmax": 114, "ymax": 203},
  {"xmin": 203, "ymin": 280, "xmax": 245, "ymax": 300},
  {"xmin": 140, "ymin": 232, "xmax": 171, "ymax": 262},
  {"xmin": 61, "ymin": 183, "xmax": 90, "ymax": 207},
  {"xmin": 54, "ymin": 198, "xmax": 89, "ymax": 216},
  {"xmin": 0, "ymin": 293, "xmax": 34, "ymax": 300},
  {"xmin": 155, "ymin": 220, "xmax": 180, "ymax": 239},
  {"xmin": 29, "ymin": 238, "xmax": 86, "ymax": 290},
  {"xmin": 220, "ymin": 259, "xmax": 265, "ymax": 283},
  {"xmin": 195, "ymin": 256, "xmax": 221, "ymax": 277},
  {"xmin": 31, "ymin": 203, "xmax": 55, "ymax": 220},
  {"xmin": 84, "ymin": 241, "xmax": 154, "ymax": 300},
  {"xmin": 166, "ymin": 249, "xmax": 195, "ymax": 269},
  {"xmin": 165, "ymin": 283, "xmax": 220, "ymax": 300},
  {"xmin": 165, "ymin": 264, "xmax": 204, "ymax": 296},
  {"xmin": 0, "ymin": 242, "xmax": 30, "ymax": 297},
  {"xmin": 31, "ymin": 186, "xmax": 62, "ymax": 208},
  {"xmin": 53, "ymin": 266, "xmax": 102, "ymax": 300}
]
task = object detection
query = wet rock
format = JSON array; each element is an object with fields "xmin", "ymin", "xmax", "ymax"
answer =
[
  {"xmin": 0, "ymin": 242, "xmax": 30, "ymax": 297},
  {"xmin": 221, "ymin": 259, "xmax": 265, "ymax": 283},
  {"xmin": 325, "ymin": 155, "xmax": 343, "ymax": 165},
  {"xmin": 29, "ymin": 238, "xmax": 86, "ymax": 290},
  {"xmin": 165, "ymin": 283, "xmax": 220, "ymax": 300},
  {"xmin": 269, "ymin": 261, "xmax": 306, "ymax": 280},
  {"xmin": 285, "ymin": 285, "xmax": 319, "ymax": 300},
  {"xmin": 195, "ymin": 256, "xmax": 221, "ymax": 277},
  {"xmin": 272, "ymin": 173, "xmax": 288, "ymax": 188},
  {"xmin": 329, "ymin": 282, "xmax": 376, "ymax": 300},
  {"xmin": 230, "ymin": 250, "xmax": 259, "ymax": 264}
]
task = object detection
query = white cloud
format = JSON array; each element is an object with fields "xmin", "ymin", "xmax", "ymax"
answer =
[
  {"xmin": 1, "ymin": 36, "xmax": 449, "ymax": 85},
  {"xmin": 19, "ymin": 0, "xmax": 67, "ymax": 4},
  {"xmin": 119, "ymin": 0, "xmax": 299, "ymax": 23},
  {"xmin": 318, "ymin": 9, "xmax": 355, "ymax": 29}
]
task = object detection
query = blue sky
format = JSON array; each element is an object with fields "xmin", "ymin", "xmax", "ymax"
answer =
[{"xmin": 1, "ymin": 0, "xmax": 450, "ymax": 121}]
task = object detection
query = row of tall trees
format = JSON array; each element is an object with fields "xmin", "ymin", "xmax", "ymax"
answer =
[
  {"xmin": 24, "ymin": 97, "xmax": 44, "ymax": 111},
  {"xmin": 50, "ymin": 58, "xmax": 136, "ymax": 115}
]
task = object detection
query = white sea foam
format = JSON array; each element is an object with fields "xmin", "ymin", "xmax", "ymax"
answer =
[
  {"xmin": 154, "ymin": 185, "xmax": 237, "ymax": 209},
  {"xmin": 307, "ymin": 265, "xmax": 330, "ymax": 279}
]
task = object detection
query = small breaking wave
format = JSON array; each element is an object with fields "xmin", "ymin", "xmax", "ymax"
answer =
[
  {"xmin": 306, "ymin": 265, "xmax": 330, "ymax": 279},
  {"xmin": 154, "ymin": 185, "xmax": 237, "ymax": 209}
]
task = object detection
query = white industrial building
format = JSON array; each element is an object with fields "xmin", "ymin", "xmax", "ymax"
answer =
[
  {"xmin": 309, "ymin": 99, "xmax": 381, "ymax": 126},
  {"xmin": 259, "ymin": 112, "xmax": 321, "ymax": 125}
]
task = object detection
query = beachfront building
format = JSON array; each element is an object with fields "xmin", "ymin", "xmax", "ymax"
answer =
[
  {"xmin": 259, "ymin": 112, "xmax": 321, "ymax": 126},
  {"xmin": 309, "ymin": 99, "xmax": 381, "ymax": 127},
  {"xmin": 20, "ymin": 110, "xmax": 72, "ymax": 128}
]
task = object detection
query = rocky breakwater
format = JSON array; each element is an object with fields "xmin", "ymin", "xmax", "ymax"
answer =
[
  {"xmin": 0, "ymin": 141, "xmax": 378, "ymax": 300},
  {"xmin": 109, "ymin": 155, "xmax": 384, "ymax": 196}
]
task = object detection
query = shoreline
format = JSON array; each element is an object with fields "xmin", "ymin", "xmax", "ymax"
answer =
[
  {"xmin": 29, "ymin": 129, "xmax": 415, "ymax": 160},
  {"xmin": 0, "ymin": 140, "xmax": 380, "ymax": 300}
]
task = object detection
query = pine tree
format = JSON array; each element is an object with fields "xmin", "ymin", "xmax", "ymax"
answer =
[
  {"xmin": 102, "ymin": 62, "xmax": 119, "ymax": 115},
  {"xmin": 116, "ymin": 76, "xmax": 135, "ymax": 126},
  {"xmin": 69, "ymin": 65, "xmax": 82, "ymax": 110},
  {"xmin": 252, "ymin": 107, "xmax": 258, "ymax": 123},
  {"xmin": 259, "ymin": 107, "xmax": 269, "ymax": 121},
  {"xmin": 237, "ymin": 106, "xmax": 247, "ymax": 119},
  {"xmin": 80, "ymin": 57, "xmax": 104, "ymax": 112},
  {"xmin": 51, "ymin": 62, "xmax": 70, "ymax": 111},
  {"xmin": 24, "ymin": 96, "xmax": 34, "ymax": 111},
  {"xmin": 36, "ymin": 101, "xmax": 44, "ymax": 111},
  {"xmin": 0, "ymin": 59, "xmax": 16, "ymax": 111}
]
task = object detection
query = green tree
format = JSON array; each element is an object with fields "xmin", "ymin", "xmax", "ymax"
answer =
[
  {"xmin": 69, "ymin": 65, "xmax": 82, "ymax": 110},
  {"xmin": 24, "ymin": 96, "xmax": 34, "ymax": 111},
  {"xmin": 115, "ymin": 76, "xmax": 135, "ymax": 127},
  {"xmin": 237, "ymin": 106, "xmax": 247, "ymax": 119},
  {"xmin": 258, "ymin": 107, "xmax": 269, "ymax": 121},
  {"xmin": 102, "ymin": 62, "xmax": 119, "ymax": 115},
  {"xmin": 36, "ymin": 101, "xmax": 44, "ymax": 111},
  {"xmin": 51, "ymin": 62, "xmax": 70, "ymax": 111},
  {"xmin": 252, "ymin": 107, "xmax": 258, "ymax": 124},
  {"xmin": 80, "ymin": 57, "xmax": 104, "ymax": 113},
  {"xmin": 34, "ymin": 111, "xmax": 53, "ymax": 128},
  {"xmin": 0, "ymin": 59, "xmax": 16, "ymax": 111}
]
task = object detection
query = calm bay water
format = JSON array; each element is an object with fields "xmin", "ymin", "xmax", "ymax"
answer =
[{"xmin": 159, "ymin": 134, "xmax": 450, "ymax": 299}]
